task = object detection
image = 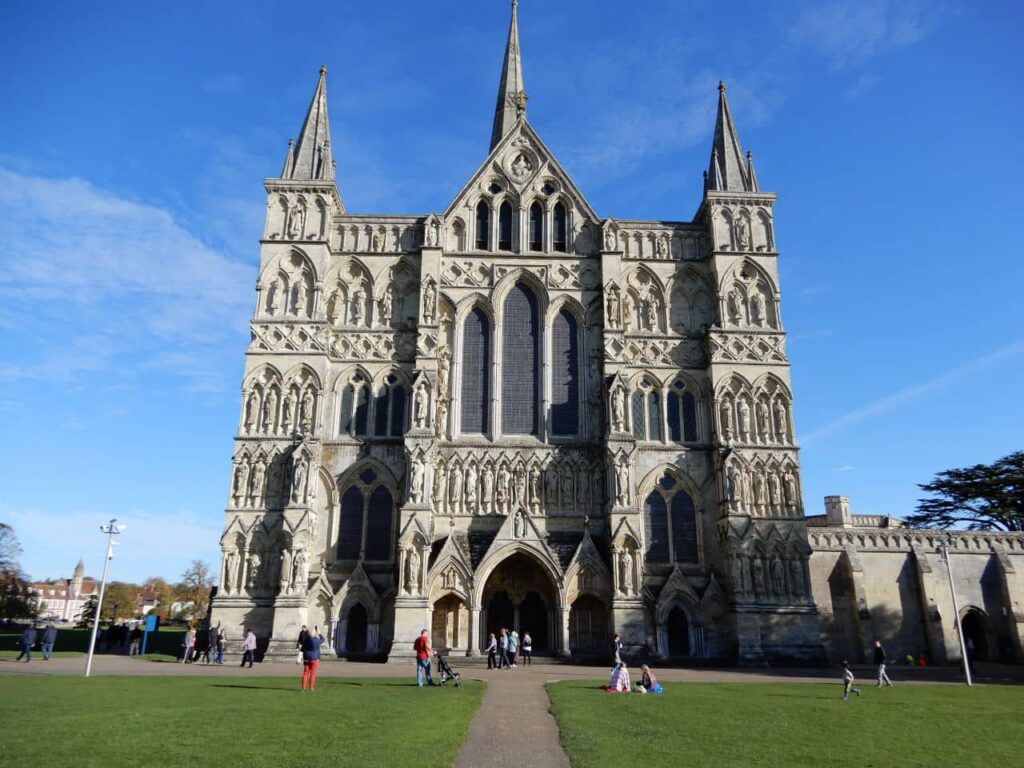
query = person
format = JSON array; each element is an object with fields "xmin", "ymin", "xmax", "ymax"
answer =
[
  {"xmin": 182, "ymin": 627, "xmax": 196, "ymax": 663},
  {"xmin": 195, "ymin": 626, "xmax": 211, "ymax": 664},
  {"xmin": 636, "ymin": 664, "xmax": 663, "ymax": 694},
  {"xmin": 965, "ymin": 637, "xmax": 976, "ymax": 675},
  {"xmin": 16, "ymin": 625, "xmax": 37, "ymax": 662},
  {"xmin": 607, "ymin": 662, "xmax": 631, "ymax": 692},
  {"xmin": 41, "ymin": 621, "xmax": 58, "ymax": 661},
  {"xmin": 873, "ymin": 640, "xmax": 892, "ymax": 687},
  {"xmin": 841, "ymin": 661, "xmax": 861, "ymax": 700},
  {"xmin": 129, "ymin": 625, "xmax": 142, "ymax": 656},
  {"xmin": 206, "ymin": 626, "xmax": 218, "ymax": 663},
  {"xmin": 521, "ymin": 631, "xmax": 532, "ymax": 667},
  {"xmin": 300, "ymin": 625, "xmax": 325, "ymax": 691},
  {"xmin": 485, "ymin": 633, "xmax": 498, "ymax": 670},
  {"xmin": 498, "ymin": 629, "xmax": 510, "ymax": 669},
  {"xmin": 413, "ymin": 629, "xmax": 434, "ymax": 687},
  {"xmin": 296, "ymin": 625, "xmax": 309, "ymax": 665},
  {"xmin": 215, "ymin": 628, "xmax": 227, "ymax": 664},
  {"xmin": 508, "ymin": 630, "xmax": 519, "ymax": 668},
  {"xmin": 240, "ymin": 628, "xmax": 256, "ymax": 668},
  {"xmin": 612, "ymin": 633, "xmax": 623, "ymax": 667}
]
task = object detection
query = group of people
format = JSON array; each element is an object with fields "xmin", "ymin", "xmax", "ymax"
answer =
[
  {"xmin": 606, "ymin": 661, "xmax": 663, "ymax": 694},
  {"xmin": 842, "ymin": 640, "xmax": 896, "ymax": 700},
  {"xmin": 181, "ymin": 626, "xmax": 230, "ymax": 664},
  {"xmin": 484, "ymin": 628, "xmax": 532, "ymax": 669},
  {"xmin": 15, "ymin": 621, "xmax": 59, "ymax": 662}
]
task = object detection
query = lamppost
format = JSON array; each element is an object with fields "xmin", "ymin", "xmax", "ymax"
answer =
[
  {"xmin": 84, "ymin": 519, "xmax": 126, "ymax": 678},
  {"xmin": 939, "ymin": 535, "xmax": 972, "ymax": 686}
]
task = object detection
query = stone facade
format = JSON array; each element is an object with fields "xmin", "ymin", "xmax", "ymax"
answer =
[{"xmin": 209, "ymin": 6, "xmax": 1024, "ymax": 665}]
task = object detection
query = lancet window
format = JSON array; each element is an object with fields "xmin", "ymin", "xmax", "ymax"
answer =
[
  {"xmin": 460, "ymin": 307, "xmax": 491, "ymax": 434},
  {"xmin": 373, "ymin": 373, "xmax": 407, "ymax": 438},
  {"xmin": 667, "ymin": 379, "xmax": 699, "ymax": 443},
  {"xmin": 475, "ymin": 201, "xmax": 490, "ymax": 251},
  {"xmin": 643, "ymin": 474, "xmax": 698, "ymax": 565},
  {"xmin": 550, "ymin": 309, "xmax": 580, "ymax": 436},
  {"xmin": 336, "ymin": 468, "xmax": 394, "ymax": 561},
  {"xmin": 502, "ymin": 284, "xmax": 539, "ymax": 435}
]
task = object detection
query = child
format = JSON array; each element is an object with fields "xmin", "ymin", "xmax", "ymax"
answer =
[
  {"xmin": 841, "ymin": 661, "xmax": 861, "ymax": 700},
  {"xmin": 636, "ymin": 663, "xmax": 663, "ymax": 694}
]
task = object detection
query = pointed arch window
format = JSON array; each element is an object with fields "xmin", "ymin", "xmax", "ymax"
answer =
[
  {"xmin": 373, "ymin": 374, "xmax": 407, "ymax": 438},
  {"xmin": 502, "ymin": 283, "xmax": 539, "ymax": 435},
  {"xmin": 550, "ymin": 309, "xmax": 579, "ymax": 436},
  {"xmin": 631, "ymin": 379, "xmax": 661, "ymax": 441},
  {"xmin": 460, "ymin": 307, "xmax": 490, "ymax": 434},
  {"xmin": 338, "ymin": 374, "xmax": 372, "ymax": 438},
  {"xmin": 475, "ymin": 201, "xmax": 491, "ymax": 251},
  {"xmin": 529, "ymin": 202, "xmax": 543, "ymax": 251},
  {"xmin": 336, "ymin": 469, "xmax": 395, "ymax": 562},
  {"xmin": 498, "ymin": 201, "xmax": 513, "ymax": 251},
  {"xmin": 667, "ymin": 379, "xmax": 699, "ymax": 443},
  {"xmin": 644, "ymin": 473, "xmax": 698, "ymax": 565},
  {"xmin": 553, "ymin": 202, "xmax": 567, "ymax": 252}
]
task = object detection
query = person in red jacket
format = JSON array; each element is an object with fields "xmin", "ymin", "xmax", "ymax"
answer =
[{"xmin": 413, "ymin": 629, "xmax": 435, "ymax": 687}]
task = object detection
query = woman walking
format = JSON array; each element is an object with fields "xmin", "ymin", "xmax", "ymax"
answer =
[
  {"xmin": 181, "ymin": 627, "xmax": 196, "ymax": 663},
  {"xmin": 485, "ymin": 633, "xmax": 498, "ymax": 670},
  {"xmin": 521, "ymin": 631, "xmax": 532, "ymax": 666},
  {"xmin": 499, "ymin": 629, "xmax": 510, "ymax": 669},
  {"xmin": 508, "ymin": 630, "xmax": 519, "ymax": 668},
  {"xmin": 215, "ymin": 628, "xmax": 227, "ymax": 664}
]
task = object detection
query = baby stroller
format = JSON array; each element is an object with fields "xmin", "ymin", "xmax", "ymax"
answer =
[{"xmin": 435, "ymin": 652, "xmax": 462, "ymax": 687}]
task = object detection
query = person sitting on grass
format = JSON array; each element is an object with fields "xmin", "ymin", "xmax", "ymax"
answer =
[
  {"xmin": 635, "ymin": 664, "xmax": 663, "ymax": 694},
  {"xmin": 841, "ymin": 661, "xmax": 861, "ymax": 700},
  {"xmin": 606, "ymin": 662, "xmax": 631, "ymax": 692}
]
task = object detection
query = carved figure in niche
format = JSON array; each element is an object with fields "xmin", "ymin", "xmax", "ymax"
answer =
[
  {"xmin": 756, "ymin": 401, "xmax": 769, "ymax": 443},
  {"xmin": 511, "ymin": 153, "xmax": 532, "ymax": 180},
  {"xmin": 413, "ymin": 385, "xmax": 428, "ymax": 429},
  {"xmin": 528, "ymin": 466, "xmax": 541, "ymax": 512},
  {"xmin": 560, "ymin": 471, "xmax": 573, "ymax": 512},
  {"xmin": 513, "ymin": 510, "xmax": 524, "ymax": 539},
  {"xmin": 619, "ymin": 549, "xmax": 634, "ymax": 595},
  {"xmin": 246, "ymin": 552, "xmax": 261, "ymax": 590},
  {"xmin": 267, "ymin": 279, "xmax": 282, "ymax": 315},
  {"xmin": 482, "ymin": 465, "xmax": 494, "ymax": 513},
  {"xmin": 433, "ymin": 464, "xmax": 447, "ymax": 513},
  {"xmin": 448, "ymin": 465, "xmax": 463, "ymax": 513},
  {"xmin": 727, "ymin": 289, "xmax": 743, "ymax": 325},
  {"xmin": 621, "ymin": 292, "xmax": 634, "ymax": 331},
  {"xmin": 734, "ymin": 216, "xmax": 750, "ymax": 251},
  {"xmin": 437, "ymin": 349, "xmax": 451, "ymax": 400},
  {"xmin": 719, "ymin": 400, "xmax": 734, "ymax": 440},
  {"xmin": 496, "ymin": 464, "xmax": 511, "ymax": 512},
  {"xmin": 611, "ymin": 386, "xmax": 626, "ymax": 432},
  {"xmin": 790, "ymin": 559, "xmax": 805, "ymax": 599},
  {"xmin": 725, "ymin": 463, "xmax": 739, "ymax": 506},
  {"xmin": 351, "ymin": 287, "xmax": 366, "ymax": 326},
  {"xmin": 751, "ymin": 292, "xmax": 767, "ymax": 327},
  {"xmin": 603, "ymin": 224, "xmax": 617, "ymax": 251},
  {"xmin": 773, "ymin": 400, "xmax": 788, "ymax": 443},
  {"xmin": 278, "ymin": 549, "xmax": 293, "ymax": 592},
  {"xmin": 378, "ymin": 287, "xmax": 393, "ymax": 327},
  {"xmin": 249, "ymin": 462, "xmax": 266, "ymax": 506},
  {"xmin": 770, "ymin": 557, "xmax": 786, "ymax": 595},
  {"xmin": 642, "ymin": 285, "xmax": 659, "ymax": 331},
  {"xmin": 244, "ymin": 391, "xmax": 260, "ymax": 433},
  {"xmin": 656, "ymin": 235, "xmax": 668, "ymax": 259},
  {"xmin": 752, "ymin": 471, "xmax": 766, "ymax": 512},
  {"xmin": 435, "ymin": 399, "xmax": 448, "ymax": 439},
  {"xmin": 768, "ymin": 472, "xmax": 782, "ymax": 512},
  {"xmin": 464, "ymin": 464, "xmax": 478, "ymax": 512},
  {"xmin": 232, "ymin": 460, "xmax": 249, "ymax": 506},
  {"xmin": 371, "ymin": 232, "xmax": 382, "ymax": 252},
  {"xmin": 409, "ymin": 459, "xmax": 424, "ymax": 504},
  {"xmin": 224, "ymin": 550, "xmax": 239, "ymax": 593},
  {"xmin": 784, "ymin": 472, "xmax": 798, "ymax": 509},
  {"xmin": 291, "ymin": 455, "xmax": 308, "ymax": 503},
  {"xmin": 299, "ymin": 393, "xmax": 313, "ymax": 433},
  {"xmin": 291, "ymin": 549, "xmax": 309, "ymax": 593},
  {"xmin": 281, "ymin": 391, "xmax": 295, "ymax": 434},
  {"xmin": 326, "ymin": 290, "xmax": 341, "ymax": 325},
  {"xmin": 262, "ymin": 389, "xmax": 278, "ymax": 434},
  {"xmin": 736, "ymin": 399, "xmax": 751, "ymax": 441},
  {"xmin": 752, "ymin": 557, "xmax": 766, "ymax": 596},
  {"xmin": 405, "ymin": 548, "xmax": 421, "ymax": 594},
  {"xmin": 606, "ymin": 288, "xmax": 620, "ymax": 329},
  {"xmin": 731, "ymin": 555, "xmax": 745, "ymax": 595},
  {"xmin": 422, "ymin": 281, "xmax": 436, "ymax": 323},
  {"xmin": 514, "ymin": 471, "xmax": 527, "ymax": 509},
  {"xmin": 426, "ymin": 218, "xmax": 441, "ymax": 247},
  {"xmin": 293, "ymin": 280, "xmax": 308, "ymax": 317},
  {"xmin": 287, "ymin": 203, "xmax": 305, "ymax": 239},
  {"xmin": 442, "ymin": 566, "xmax": 456, "ymax": 590},
  {"xmin": 615, "ymin": 463, "xmax": 630, "ymax": 506}
]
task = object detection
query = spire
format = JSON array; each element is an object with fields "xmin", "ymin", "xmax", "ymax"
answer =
[
  {"xmin": 283, "ymin": 65, "xmax": 334, "ymax": 181},
  {"xmin": 490, "ymin": 0, "xmax": 528, "ymax": 151},
  {"xmin": 705, "ymin": 81, "xmax": 753, "ymax": 192},
  {"xmin": 73, "ymin": 558, "xmax": 84, "ymax": 578}
]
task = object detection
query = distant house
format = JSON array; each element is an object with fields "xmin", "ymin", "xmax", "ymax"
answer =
[
  {"xmin": 137, "ymin": 590, "xmax": 159, "ymax": 616},
  {"xmin": 29, "ymin": 559, "xmax": 96, "ymax": 623}
]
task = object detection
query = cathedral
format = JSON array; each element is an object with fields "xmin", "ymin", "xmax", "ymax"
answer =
[{"xmin": 211, "ymin": 4, "xmax": 1024, "ymax": 666}]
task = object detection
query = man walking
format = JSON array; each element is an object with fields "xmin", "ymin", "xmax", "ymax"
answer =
[
  {"xmin": 16, "ymin": 625, "xmax": 37, "ymax": 662},
  {"xmin": 413, "ymin": 629, "xmax": 434, "ymax": 687},
  {"xmin": 41, "ymin": 621, "xmax": 58, "ymax": 661},
  {"xmin": 873, "ymin": 640, "xmax": 893, "ymax": 687},
  {"xmin": 240, "ymin": 628, "xmax": 257, "ymax": 668},
  {"xmin": 129, "ymin": 624, "xmax": 143, "ymax": 656}
]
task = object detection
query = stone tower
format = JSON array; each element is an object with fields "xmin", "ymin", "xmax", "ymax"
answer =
[{"xmin": 210, "ymin": 4, "xmax": 823, "ymax": 664}]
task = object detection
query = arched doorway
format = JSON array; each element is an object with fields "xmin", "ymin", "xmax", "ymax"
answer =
[
  {"xmin": 667, "ymin": 606, "xmax": 690, "ymax": 656},
  {"xmin": 569, "ymin": 595, "xmax": 607, "ymax": 653},
  {"xmin": 481, "ymin": 552, "xmax": 557, "ymax": 654},
  {"xmin": 432, "ymin": 594, "xmax": 468, "ymax": 651},
  {"xmin": 346, "ymin": 603, "xmax": 368, "ymax": 653},
  {"xmin": 961, "ymin": 608, "xmax": 991, "ymax": 662}
]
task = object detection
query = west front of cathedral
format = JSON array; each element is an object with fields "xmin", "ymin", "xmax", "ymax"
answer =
[{"xmin": 211, "ymin": 6, "xmax": 1024, "ymax": 667}]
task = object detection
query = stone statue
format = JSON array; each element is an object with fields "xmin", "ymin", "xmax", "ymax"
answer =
[
  {"xmin": 371, "ymin": 231, "xmax": 382, "ymax": 252},
  {"xmin": 773, "ymin": 400, "xmax": 788, "ymax": 443},
  {"xmin": 246, "ymin": 552, "xmax": 261, "ymax": 590},
  {"xmin": 771, "ymin": 557, "xmax": 786, "ymax": 595},
  {"xmin": 410, "ymin": 459, "xmax": 424, "ymax": 504},
  {"xmin": 422, "ymin": 281, "xmax": 436, "ymax": 323},
  {"xmin": 299, "ymin": 393, "xmax": 313, "ymax": 433},
  {"xmin": 249, "ymin": 462, "xmax": 266, "ymax": 506},
  {"xmin": 514, "ymin": 471, "xmax": 527, "ymax": 509},
  {"xmin": 615, "ymin": 463, "xmax": 629, "ymax": 506},
  {"xmin": 426, "ymin": 218, "xmax": 440, "ymax": 247},
  {"xmin": 413, "ymin": 385, "xmax": 428, "ymax": 429},
  {"xmin": 378, "ymin": 287, "xmax": 393, "ymax": 326},
  {"xmin": 753, "ymin": 472, "xmax": 766, "ymax": 510},
  {"xmin": 262, "ymin": 389, "xmax": 278, "ymax": 434},
  {"xmin": 619, "ymin": 549, "xmax": 634, "ymax": 595},
  {"xmin": 528, "ymin": 466, "xmax": 541, "ymax": 512},
  {"xmin": 433, "ymin": 464, "xmax": 447, "ymax": 513},
  {"xmin": 734, "ymin": 216, "xmax": 750, "ymax": 251},
  {"xmin": 435, "ymin": 398, "xmax": 448, "ymax": 439},
  {"xmin": 326, "ymin": 290, "xmax": 341, "ymax": 324},
  {"xmin": 603, "ymin": 224, "xmax": 617, "ymax": 251},
  {"xmin": 737, "ymin": 399, "xmax": 751, "ymax": 441},
  {"xmin": 606, "ymin": 289, "xmax": 620, "ymax": 329},
  {"xmin": 768, "ymin": 472, "xmax": 782, "ymax": 512},
  {"xmin": 291, "ymin": 549, "xmax": 309, "ymax": 593},
  {"xmin": 291, "ymin": 455, "xmax": 308, "ymax": 503},
  {"xmin": 511, "ymin": 153, "xmax": 531, "ymax": 179},
  {"xmin": 281, "ymin": 391, "xmax": 295, "ymax": 433},
  {"xmin": 621, "ymin": 291, "xmax": 634, "ymax": 331},
  {"xmin": 725, "ymin": 463, "xmax": 739, "ymax": 504},
  {"xmin": 496, "ymin": 465, "xmax": 511, "ymax": 511},
  {"xmin": 465, "ymin": 464, "xmax": 478, "ymax": 511},
  {"xmin": 245, "ymin": 391, "xmax": 260, "ymax": 433},
  {"xmin": 279, "ymin": 549, "xmax": 293, "ymax": 592},
  {"xmin": 611, "ymin": 386, "xmax": 626, "ymax": 432},
  {"xmin": 482, "ymin": 465, "xmax": 494, "ymax": 513},
  {"xmin": 656, "ymin": 234, "xmax": 668, "ymax": 259},
  {"xmin": 560, "ymin": 471, "xmax": 573, "ymax": 511},
  {"xmin": 751, "ymin": 292, "xmax": 767, "ymax": 327},
  {"xmin": 437, "ymin": 349, "xmax": 451, "ymax": 399},
  {"xmin": 287, "ymin": 203, "xmax": 304, "ymax": 238},
  {"xmin": 752, "ymin": 557, "xmax": 766, "ymax": 596},
  {"xmin": 784, "ymin": 472, "xmax": 798, "ymax": 509},
  {"xmin": 448, "ymin": 465, "xmax": 463, "ymax": 512},
  {"xmin": 719, "ymin": 400, "xmax": 733, "ymax": 439},
  {"xmin": 293, "ymin": 280, "xmax": 308, "ymax": 316},
  {"xmin": 267, "ymin": 279, "xmax": 282, "ymax": 315},
  {"xmin": 727, "ymin": 289, "xmax": 743, "ymax": 325},
  {"xmin": 642, "ymin": 285, "xmax": 659, "ymax": 331},
  {"xmin": 405, "ymin": 548, "xmax": 420, "ymax": 594},
  {"xmin": 351, "ymin": 287, "xmax": 366, "ymax": 326},
  {"xmin": 233, "ymin": 461, "xmax": 249, "ymax": 505},
  {"xmin": 757, "ymin": 401, "xmax": 770, "ymax": 442},
  {"xmin": 790, "ymin": 559, "xmax": 805, "ymax": 599},
  {"xmin": 731, "ymin": 555, "xmax": 745, "ymax": 595},
  {"xmin": 225, "ymin": 550, "xmax": 239, "ymax": 593},
  {"xmin": 513, "ymin": 510, "xmax": 525, "ymax": 539}
]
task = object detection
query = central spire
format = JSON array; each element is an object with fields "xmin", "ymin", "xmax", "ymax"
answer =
[{"xmin": 490, "ymin": 0, "xmax": 528, "ymax": 151}]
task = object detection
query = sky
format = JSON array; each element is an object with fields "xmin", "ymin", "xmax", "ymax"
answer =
[{"xmin": 1, "ymin": 0, "xmax": 1022, "ymax": 585}]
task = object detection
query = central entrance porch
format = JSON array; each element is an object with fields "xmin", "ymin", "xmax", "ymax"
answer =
[{"xmin": 480, "ymin": 553, "xmax": 559, "ymax": 655}]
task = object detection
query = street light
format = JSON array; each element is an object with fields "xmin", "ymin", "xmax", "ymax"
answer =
[
  {"xmin": 939, "ymin": 535, "xmax": 972, "ymax": 686},
  {"xmin": 84, "ymin": 519, "xmax": 126, "ymax": 677}
]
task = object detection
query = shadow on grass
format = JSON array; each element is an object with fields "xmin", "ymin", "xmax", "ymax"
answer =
[{"xmin": 211, "ymin": 683, "xmax": 293, "ymax": 691}]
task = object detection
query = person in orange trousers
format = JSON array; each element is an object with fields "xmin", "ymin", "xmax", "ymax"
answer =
[{"xmin": 300, "ymin": 626, "xmax": 325, "ymax": 691}]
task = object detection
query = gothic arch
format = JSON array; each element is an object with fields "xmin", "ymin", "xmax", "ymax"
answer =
[
  {"xmin": 472, "ymin": 544, "xmax": 564, "ymax": 610},
  {"xmin": 453, "ymin": 292, "xmax": 495, "ymax": 324},
  {"xmin": 335, "ymin": 457, "xmax": 399, "ymax": 497},
  {"xmin": 492, "ymin": 269, "xmax": 550, "ymax": 321}
]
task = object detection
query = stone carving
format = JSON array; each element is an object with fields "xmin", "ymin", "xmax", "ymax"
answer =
[
  {"xmin": 410, "ymin": 458, "xmax": 424, "ymax": 504},
  {"xmin": 611, "ymin": 386, "xmax": 626, "ymax": 433},
  {"xmin": 278, "ymin": 549, "xmax": 292, "ymax": 593},
  {"xmin": 448, "ymin": 464, "xmax": 463, "ymax": 513},
  {"xmin": 435, "ymin": 398, "xmax": 448, "ymax": 439},
  {"xmin": 482, "ymin": 465, "xmax": 495, "ymax": 514},
  {"xmin": 224, "ymin": 550, "xmax": 239, "ymax": 593},
  {"xmin": 249, "ymin": 461, "xmax": 266, "ymax": 506},
  {"xmin": 734, "ymin": 216, "xmax": 750, "ymax": 251},
  {"xmin": 232, "ymin": 460, "xmax": 250, "ymax": 506},
  {"xmin": 267, "ymin": 279, "xmax": 283, "ymax": 315},
  {"xmin": 784, "ymin": 472, "xmax": 799, "ymax": 510},
  {"xmin": 293, "ymin": 281, "xmax": 308, "ymax": 317},
  {"xmin": 244, "ymin": 391, "xmax": 260, "ymax": 433},
  {"xmin": 496, "ymin": 464, "xmax": 511, "ymax": 513},
  {"xmin": 464, "ymin": 463, "xmax": 478, "ymax": 513},
  {"xmin": 770, "ymin": 557, "xmax": 786, "ymax": 595},
  {"xmin": 513, "ymin": 509, "xmax": 525, "ymax": 539},
  {"xmin": 789, "ymin": 559, "xmax": 805, "ymax": 599},
  {"xmin": 752, "ymin": 557, "xmax": 766, "ymax": 596},
  {"xmin": 378, "ymin": 286, "xmax": 393, "ymax": 327},
  {"xmin": 621, "ymin": 292, "xmax": 634, "ymax": 331},
  {"xmin": 405, "ymin": 548, "xmax": 421, "ymax": 594},
  {"xmin": 768, "ymin": 472, "xmax": 782, "ymax": 513},
  {"xmin": 737, "ymin": 399, "xmax": 751, "ymax": 442},
  {"xmin": 414, "ymin": 384, "xmax": 428, "ymax": 429},
  {"xmin": 757, "ymin": 401, "xmax": 770, "ymax": 443},
  {"xmin": 511, "ymin": 153, "xmax": 533, "ymax": 181},
  {"xmin": 605, "ymin": 287, "xmax": 620, "ymax": 330},
  {"xmin": 433, "ymin": 463, "xmax": 448, "ymax": 514},
  {"xmin": 774, "ymin": 400, "xmax": 789, "ymax": 443},
  {"xmin": 603, "ymin": 222, "xmax": 618, "ymax": 251},
  {"xmin": 615, "ymin": 463, "xmax": 629, "ymax": 506},
  {"xmin": 528, "ymin": 466, "xmax": 541, "ymax": 512},
  {"xmin": 351, "ymin": 287, "xmax": 366, "ymax": 326},
  {"xmin": 751, "ymin": 292, "xmax": 767, "ymax": 327},
  {"xmin": 731, "ymin": 555, "xmax": 745, "ymax": 596},
  {"xmin": 291, "ymin": 548, "xmax": 309, "ymax": 593},
  {"xmin": 246, "ymin": 552, "xmax": 261, "ymax": 591},
  {"xmin": 422, "ymin": 280, "xmax": 436, "ymax": 323},
  {"xmin": 299, "ymin": 392, "xmax": 313, "ymax": 433},
  {"xmin": 619, "ymin": 549, "xmax": 634, "ymax": 595},
  {"xmin": 291, "ymin": 454, "xmax": 309, "ymax": 504},
  {"xmin": 287, "ymin": 203, "xmax": 304, "ymax": 239},
  {"xmin": 437, "ymin": 349, "xmax": 451, "ymax": 399},
  {"xmin": 719, "ymin": 400, "xmax": 733, "ymax": 440},
  {"xmin": 426, "ymin": 217, "xmax": 441, "ymax": 247}
]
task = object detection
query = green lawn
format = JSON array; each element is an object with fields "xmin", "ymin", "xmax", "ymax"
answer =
[
  {"xmin": 0, "ymin": 676, "xmax": 483, "ymax": 768},
  {"xmin": 547, "ymin": 680, "xmax": 1023, "ymax": 768},
  {"xmin": 1, "ymin": 627, "xmax": 187, "ymax": 658}
]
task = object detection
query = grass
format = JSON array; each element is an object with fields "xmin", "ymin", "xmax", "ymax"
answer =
[
  {"xmin": 546, "ymin": 680, "xmax": 1024, "ymax": 768},
  {"xmin": 0, "ymin": 627, "xmax": 186, "ymax": 659},
  {"xmin": 0, "ymin": 675, "xmax": 483, "ymax": 768}
]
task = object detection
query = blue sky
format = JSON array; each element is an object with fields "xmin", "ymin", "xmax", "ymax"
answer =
[{"xmin": 2, "ymin": 1, "xmax": 1022, "ymax": 584}]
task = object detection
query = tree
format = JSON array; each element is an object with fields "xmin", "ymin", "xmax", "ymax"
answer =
[
  {"xmin": 0, "ymin": 570, "xmax": 36, "ymax": 620},
  {"xmin": 142, "ymin": 576, "xmax": 176, "ymax": 620},
  {"xmin": 0, "ymin": 523, "xmax": 22, "ymax": 574},
  {"xmin": 101, "ymin": 582, "xmax": 140, "ymax": 621},
  {"xmin": 178, "ymin": 560, "xmax": 214, "ymax": 620},
  {"xmin": 906, "ymin": 451, "xmax": 1024, "ymax": 532},
  {"xmin": 77, "ymin": 594, "xmax": 98, "ymax": 629}
]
